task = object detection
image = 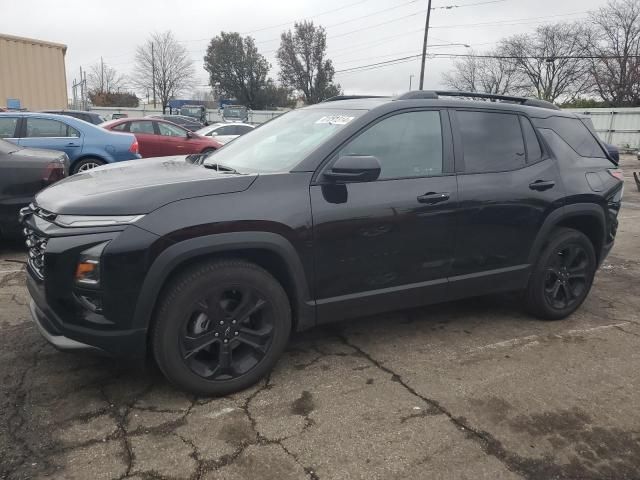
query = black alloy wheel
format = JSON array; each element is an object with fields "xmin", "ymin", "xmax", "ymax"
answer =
[
  {"xmin": 153, "ymin": 260, "xmax": 291, "ymax": 396},
  {"xmin": 180, "ymin": 286, "xmax": 274, "ymax": 380},
  {"xmin": 543, "ymin": 243, "xmax": 590, "ymax": 310},
  {"xmin": 524, "ymin": 227, "xmax": 596, "ymax": 320}
]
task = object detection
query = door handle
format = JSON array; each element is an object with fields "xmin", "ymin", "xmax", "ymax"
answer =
[
  {"xmin": 66, "ymin": 142, "xmax": 80, "ymax": 147},
  {"xmin": 529, "ymin": 180, "xmax": 555, "ymax": 191},
  {"xmin": 417, "ymin": 192, "xmax": 450, "ymax": 204}
]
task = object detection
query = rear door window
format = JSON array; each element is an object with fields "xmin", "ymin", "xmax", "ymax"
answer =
[
  {"xmin": 0, "ymin": 117, "xmax": 19, "ymax": 138},
  {"xmin": 25, "ymin": 118, "xmax": 79, "ymax": 138},
  {"xmin": 129, "ymin": 121, "xmax": 155, "ymax": 134},
  {"xmin": 456, "ymin": 111, "xmax": 525, "ymax": 173}
]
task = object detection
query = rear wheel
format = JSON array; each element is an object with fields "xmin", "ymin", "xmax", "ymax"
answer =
[
  {"xmin": 524, "ymin": 228, "xmax": 596, "ymax": 320},
  {"xmin": 72, "ymin": 157, "xmax": 105, "ymax": 174},
  {"xmin": 152, "ymin": 259, "xmax": 291, "ymax": 396}
]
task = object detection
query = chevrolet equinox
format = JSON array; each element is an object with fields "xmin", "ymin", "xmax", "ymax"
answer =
[{"xmin": 21, "ymin": 91, "xmax": 624, "ymax": 395}]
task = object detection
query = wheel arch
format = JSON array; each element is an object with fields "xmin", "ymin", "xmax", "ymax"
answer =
[
  {"xmin": 133, "ymin": 232, "xmax": 315, "ymax": 336},
  {"xmin": 528, "ymin": 204, "xmax": 607, "ymax": 265}
]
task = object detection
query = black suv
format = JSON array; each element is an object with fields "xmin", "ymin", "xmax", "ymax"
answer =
[{"xmin": 21, "ymin": 91, "xmax": 623, "ymax": 395}]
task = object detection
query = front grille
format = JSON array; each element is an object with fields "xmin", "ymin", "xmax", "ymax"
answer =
[{"xmin": 23, "ymin": 226, "xmax": 48, "ymax": 280}]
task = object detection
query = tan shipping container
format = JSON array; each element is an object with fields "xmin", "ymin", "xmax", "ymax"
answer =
[{"xmin": 0, "ymin": 33, "xmax": 68, "ymax": 110}]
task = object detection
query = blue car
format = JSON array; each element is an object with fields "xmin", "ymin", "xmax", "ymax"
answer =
[{"xmin": 0, "ymin": 112, "xmax": 141, "ymax": 173}]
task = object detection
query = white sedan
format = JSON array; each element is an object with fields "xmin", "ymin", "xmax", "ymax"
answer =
[{"xmin": 195, "ymin": 122, "xmax": 255, "ymax": 145}]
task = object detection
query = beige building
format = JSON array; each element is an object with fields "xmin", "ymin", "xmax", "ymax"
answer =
[{"xmin": 0, "ymin": 33, "xmax": 68, "ymax": 110}]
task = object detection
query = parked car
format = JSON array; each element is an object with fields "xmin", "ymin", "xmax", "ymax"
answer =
[
  {"xmin": 147, "ymin": 114, "xmax": 204, "ymax": 131},
  {"xmin": 41, "ymin": 109, "xmax": 106, "ymax": 125},
  {"xmin": 0, "ymin": 139, "xmax": 68, "ymax": 239},
  {"xmin": 195, "ymin": 122, "xmax": 255, "ymax": 145},
  {"xmin": 20, "ymin": 91, "xmax": 623, "ymax": 395},
  {"xmin": 101, "ymin": 118, "xmax": 222, "ymax": 157},
  {"xmin": 0, "ymin": 112, "xmax": 140, "ymax": 173},
  {"xmin": 111, "ymin": 113, "xmax": 128, "ymax": 120}
]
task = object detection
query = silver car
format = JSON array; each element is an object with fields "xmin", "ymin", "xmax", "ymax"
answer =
[{"xmin": 195, "ymin": 122, "xmax": 254, "ymax": 145}]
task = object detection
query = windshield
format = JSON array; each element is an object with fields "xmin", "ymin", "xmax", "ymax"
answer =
[
  {"xmin": 204, "ymin": 108, "xmax": 364, "ymax": 173},
  {"xmin": 223, "ymin": 106, "xmax": 247, "ymax": 119}
]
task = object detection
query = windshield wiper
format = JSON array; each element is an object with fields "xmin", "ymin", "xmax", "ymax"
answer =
[{"xmin": 203, "ymin": 163, "xmax": 241, "ymax": 174}]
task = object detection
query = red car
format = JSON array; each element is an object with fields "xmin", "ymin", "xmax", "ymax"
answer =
[{"xmin": 101, "ymin": 118, "xmax": 222, "ymax": 158}]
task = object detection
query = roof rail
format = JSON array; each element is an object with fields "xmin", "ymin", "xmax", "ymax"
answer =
[
  {"xmin": 394, "ymin": 91, "xmax": 438, "ymax": 100},
  {"xmin": 395, "ymin": 90, "xmax": 560, "ymax": 111},
  {"xmin": 322, "ymin": 95, "xmax": 387, "ymax": 102}
]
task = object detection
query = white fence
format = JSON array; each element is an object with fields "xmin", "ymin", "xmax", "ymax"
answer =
[
  {"xmin": 564, "ymin": 107, "xmax": 640, "ymax": 149},
  {"xmin": 90, "ymin": 106, "xmax": 285, "ymax": 125}
]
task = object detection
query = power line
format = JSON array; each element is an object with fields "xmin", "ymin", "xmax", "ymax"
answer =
[
  {"xmin": 335, "ymin": 51, "xmax": 640, "ymax": 75},
  {"xmin": 240, "ymin": 0, "xmax": 373, "ymax": 34},
  {"xmin": 431, "ymin": 0, "xmax": 507, "ymax": 10},
  {"xmin": 333, "ymin": 45, "xmax": 469, "ymax": 67},
  {"xmin": 430, "ymin": 11, "xmax": 587, "ymax": 29}
]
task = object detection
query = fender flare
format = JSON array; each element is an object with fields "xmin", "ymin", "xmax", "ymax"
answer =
[
  {"xmin": 132, "ymin": 231, "xmax": 315, "ymax": 332},
  {"xmin": 527, "ymin": 203, "xmax": 606, "ymax": 264}
]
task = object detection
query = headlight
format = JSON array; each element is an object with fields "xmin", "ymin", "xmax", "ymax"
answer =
[
  {"xmin": 55, "ymin": 214, "xmax": 144, "ymax": 228},
  {"xmin": 75, "ymin": 242, "xmax": 109, "ymax": 287}
]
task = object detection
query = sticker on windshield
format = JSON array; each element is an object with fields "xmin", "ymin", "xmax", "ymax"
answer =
[{"xmin": 315, "ymin": 115, "xmax": 355, "ymax": 125}]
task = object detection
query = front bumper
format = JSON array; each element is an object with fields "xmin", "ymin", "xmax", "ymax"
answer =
[
  {"xmin": 27, "ymin": 258, "xmax": 148, "ymax": 359},
  {"xmin": 29, "ymin": 299, "xmax": 102, "ymax": 353}
]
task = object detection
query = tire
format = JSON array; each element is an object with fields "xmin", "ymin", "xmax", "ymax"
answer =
[
  {"xmin": 72, "ymin": 157, "xmax": 105, "ymax": 174},
  {"xmin": 152, "ymin": 259, "xmax": 291, "ymax": 396},
  {"xmin": 524, "ymin": 227, "xmax": 597, "ymax": 320}
]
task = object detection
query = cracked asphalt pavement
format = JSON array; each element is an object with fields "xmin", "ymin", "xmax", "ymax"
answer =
[{"xmin": 2, "ymin": 156, "xmax": 640, "ymax": 480}]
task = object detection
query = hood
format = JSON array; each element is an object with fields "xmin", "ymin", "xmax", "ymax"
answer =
[{"xmin": 35, "ymin": 156, "xmax": 257, "ymax": 215}]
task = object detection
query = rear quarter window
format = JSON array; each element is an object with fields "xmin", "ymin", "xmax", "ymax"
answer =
[{"xmin": 542, "ymin": 117, "xmax": 606, "ymax": 158}]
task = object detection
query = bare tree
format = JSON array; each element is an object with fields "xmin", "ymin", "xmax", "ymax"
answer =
[
  {"xmin": 585, "ymin": 0, "xmax": 640, "ymax": 106},
  {"xmin": 87, "ymin": 60, "xmax": 125, "ymax": 94},
  {"xmin": 442, "ymin": 49, "xmax": 523, "ymax": 95},
  {"xmin": 131, "ymin": 31, "xmax": 195, "ymax": 112},
  {"xmin": 442, "ymin": 53, "xmax": 479, "ymax": 92},
  {"xmin": 276, "ymin": 21, "xmax": 341, "ymax": 104},
  {"xmin": 501, "ymin": 22, "xmax": 592, "ymax": 102}
]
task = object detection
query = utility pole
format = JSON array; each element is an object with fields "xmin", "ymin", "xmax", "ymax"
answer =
[
  {"xmin": 418, "ymin": 0, "xmax": 433, "ymax": 90},
  {"xmin": 151, "ymin": 43, "xmax": 156, "ymax": 109},
  {"xmin": 79, "ymin": 66, "xmax": 84, "ymax": 110},
  {"xmin": 409, "ymin": 74, "xmax": 415, "ymax": 91}
]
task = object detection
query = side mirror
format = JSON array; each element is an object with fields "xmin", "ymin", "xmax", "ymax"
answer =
[
  {"xmin": 186, "ymin": 131, "xmax": 194, "ymax": 139},
  {"xmin": 324, "ymin": 155, "xmax": 381, "ymax": 183}
]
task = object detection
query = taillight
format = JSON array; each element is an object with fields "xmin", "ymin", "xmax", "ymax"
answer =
[
  {"xmin": 43, "ymin": 162, "xmax": 65, "ymax": 185},
  {"xmin": 129, "ymin": 139, "xmax": 139, "ymax": 154},
  {"xmin": 608, "ymin": 168, "xmax": 624, "ymax": 181}
]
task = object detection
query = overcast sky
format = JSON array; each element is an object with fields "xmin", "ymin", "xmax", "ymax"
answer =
[{"xmin": 4, "ymin": 0, "xmax": 608, "ymax": 99}]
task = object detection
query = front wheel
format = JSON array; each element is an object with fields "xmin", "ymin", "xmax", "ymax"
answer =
[
  {"xmin": 152, "ymin": 259, "xmax": 291, "ymax": 396},
  {"xmin": 524, "ymin": 228, "xmax": 596, "ymax": 320}
]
